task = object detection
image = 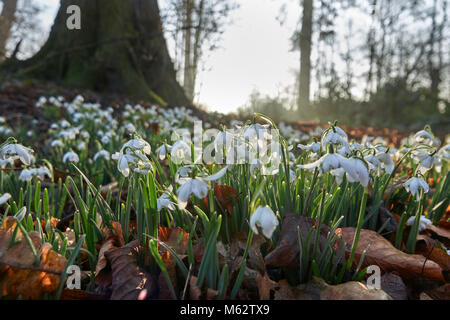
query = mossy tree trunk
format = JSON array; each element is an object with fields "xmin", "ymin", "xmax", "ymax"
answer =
[{"xmin": 1, "ymin": 0, "xmax": 188, "ymax": 106}]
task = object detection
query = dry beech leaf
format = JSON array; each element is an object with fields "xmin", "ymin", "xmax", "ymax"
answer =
[
  {"xmin": 415, "ymin": 235, "xmax": 450, "ymax": 272},
  {"xmin": 105, "ymin": 240, "xmax": 158, "ymax": 300},
  {"xmin": 0, "ymin": 220, "xmax": 66, "ymax": 299},
  {"xmin": 189, "ymin": 276, "xmax": 202, "ymax": 300},
  {"xmin": 273, "ymin": 278, "xmax": 324, "ymax": 300},
  {"xmin": 426, "ymin": 225, "xmax": 450, "ymax": 247},
  {"xmin": 380, "ymin": 272, "xmax": 408, "ymax": 300},
  {"xmin": 59, "ymin": 289, "xmax": 108, "ymax": 300},
  {"xmin": 341, "ymin": 227, "xmax": 445, "ymax": 282},
  {"xmin": 265, "ymin": 213, "xmax": 331, "ymax": 268},
  {"xmin": 214, "ymin": 185, "xmax": 238, "ymax": 215},
  {"xmin": 95, "ymin": 222, "xmax": 125, "ymax": 285},
  {"xmin": 321, "ymin": 281, "xmax": 393, "ymax": 300},
  {"xmin": 256, "ymin": 272, "xmax": 278, "ymax": 300},
  {"xmin": 423, "ymin": 283, "xmax": 450, "ymax": 300}
]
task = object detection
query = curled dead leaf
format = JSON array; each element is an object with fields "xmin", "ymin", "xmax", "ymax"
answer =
[
  {"xmin": 105, "ymin": 240, "xmax": 158, "ymax": 300},
  {"xmin": 321, "ymin": 281, "xmax": 393, "ymax": 300},
  {"xmin": 341, "ymin": 227, "xmax": 445, "ymax": 282},
  {"xmin": 0, "ymin": 220, "xmax": 67, "ymax": 299},
  {"xmin": 265, "ymin": 214, "xmax": 331, "ymax": 268}
]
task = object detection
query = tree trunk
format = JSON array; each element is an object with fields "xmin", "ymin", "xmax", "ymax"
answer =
[
  {"xmin": 298, "ymin": 0, "xmax": 313, "ymax": 114},
  {"xmin": 0, "ymin": 0, "xmax": 18, "ymax": 61},
  {"xmin": 183, "ymin": 0, "xmax": 195, "ymax": 102},
  {"xmin": 1, "ymin": 0, "xmax": 188, "ymax": 106}
]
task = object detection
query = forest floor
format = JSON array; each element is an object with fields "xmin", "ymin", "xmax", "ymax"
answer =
[
  {"xmin": 0, "ymin": 80, "xmax": 423, "ymax": 146},
  {"xmin": 0, "ymin": 80, "xmax": 449, "ymax": 301}
]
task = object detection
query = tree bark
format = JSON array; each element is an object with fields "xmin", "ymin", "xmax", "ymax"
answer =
[
  {"xmin": 183, "ymin": 0, "xmax": 195, "ymax": 102},
  {"xmin": 1, "ymin": 0, "xmax": 188, "ymax": 106},
  {"xmin": 298, "ymin": 0, "xmax": 313, "ymax": 114},
  {"xmin": 0, "ymin": 0, "xmax": 18, "ymax": 61}
]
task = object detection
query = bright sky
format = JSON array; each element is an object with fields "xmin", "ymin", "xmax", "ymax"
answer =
[{"xmin": 36, "ymin": 0, "xmax": 300, "ymax": 114}]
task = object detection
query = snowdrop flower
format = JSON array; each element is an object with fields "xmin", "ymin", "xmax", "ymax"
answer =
[
  {"xmin": 0, "ymin": 143, "xmax": 34, "ymax": 165},
  {"xmin": 77, "ymin": 142, "xmax": 87, "ymax": 150},
  {"xmin": 157, "ymin": 193, "xmax": 175, "ymax": 211},
  {"xmin": 298, "ymin": 153, "xmax": 347, "ymax": 173},
  {"xmin": 177, "ymin": 178, "xmax": 209, "ymax": 210},
  {"xmin": 298, "ymin": 142, "xmax": 321, "ymax": 153},
  {"xmin": 93, "ymin": 150, "xmax": 110, "ymax": 161},
  {"xmin": 376, "ymin": 152, "xmax": 395, "ymax": 174},
  {"xmin": 124, "ymin": 123, "xmax": 136, "ymax": 133},
  {"xmin": 404, "ymin": 177, "xmax": 429, "ymax": 200},
  {"xmin": 414, "ymin": 130, "xmax": 434, "ymax": 144},
  {"xmin": 19, "ymin": 169, "xmax": 33, "ymax": 182},
  {"xmin": 414, "ymin": 152, "xmax": 439, "ymax": 174},
  {"xmin": 0, "ymin": 158, "xmax": 14, "ymax": 168},
  {"xmin": 113, "ymin": 153, "xmax": 135, "ymax": 177},
  {"xmin": 80, "ymin": 131, "xmax": 90, "ymax": 139},
  {"xmin": 63, "ymin": 151, "xmax": 80, "ymax": 163},
  {"xmin": 204, "ymin": 165, "xmax": 231, "ymax": 182},
  {"xmin": 121, "ymin": 138, "xmax": 151, "ymax": 155},
  {"xmin": 101, "ymin": 135, "xmax": 111, "ymax": 145},
  {"xmin": 406, "ymin": 216, "xmax": 432, "ymax": 232},
  {"xmin": 250, "ymin": 206, "xmax": 279, "ymax": 238},
  {"xmin": 60, "ymin": 120, "xmax": 71, "ymax": 128},
  {"xmin": 340, "ymin": 158, "xmax": 370, "ymax": 187},
  {"xmin": 0, "ymin": 193, "xmax": 11, "ymax": 205},
  {"xmin": 171, "ymin": 140, "xmax": 191, "ymax": 163},
  {"xmin": 365, "ymin": 152, "xmax": 395, "ymax": 175},
  {"xmin": 155, "ymin": 144, "xmax": 170, "ymax": 160},
  {"xmin": 18, "ymin": 167, "xmax": 51, "ymax": 182},
  {"xmin": 322, "ymin": 126, "xmax": 348, "ymax": 148},
  {"xmin": 51, "ymin": 140, "xmax": 64, "ymax": 148}
]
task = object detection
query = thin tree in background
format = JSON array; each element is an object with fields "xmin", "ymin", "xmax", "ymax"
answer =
[
  {"xmin": 163, "ymin": 0, "xmax": 237, "ymax": 103},
  {"xmin": 0, "ymin": 0, "xmax": 18, "ymax": 61},
  {"xmin": 298, "ymin": 0, "xmax": 313, "ymax": 114}
]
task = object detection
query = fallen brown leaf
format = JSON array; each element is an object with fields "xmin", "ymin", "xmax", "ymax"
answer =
[
  {"xmin": 214, "ymin": 185, "xmax": 238, "ymax": 215},
  {"xmin": 320, "ymin": 281, "xmax": 393, "ymax": 300},
  {"xmin": 415, "ymin": 235, "xmax": 450, "ymax": 272},
  {"xmin": 265, "ymin": 214, "xmax": 332, "ymax": 268},
  {"xmin": 105, "ymin": 240, "xmax": 158, "ymax": 300},
  {"xmin": 341, "ymin": 227, "xmax": 445, "ymax": 282},
  {"xmin": 95, "ymin": 222, "xmax": 125, "ymax": 285},
  {"xmin": 380, "ymin": 272, "xmax": 408, "ymax": 300},
  {"xmin": 423, "ymin": 283, "xmax": 450, "ymax": 300},
  {"xmin": 0, "ymin": 220, "xmax": 67, "ymax": 299}
]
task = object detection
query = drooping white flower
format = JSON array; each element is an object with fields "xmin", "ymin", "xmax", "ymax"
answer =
[
  {"xmin": 0, "ymin": 158, "xmax": 14, "ymax": 168},
  {"xmin": 340, "ymin": 158, "xmax": 370, "ymax": 187},
  {"xmin": 177, "ymin": 178, "xmax": 209, "ymax": 210},
  {"xmin": 406, "ymin": 215, "xmax": 433, "ymax": 232},
  {"xmin": 121, "ymin": 138, "xmax": 151, "ymax": 155},
  {"xmin": 171, "ymin": 140, "xmax": 191, "ymax": 162},
  {"xmin": 298, "ymin": 142, "xmax": 320, "ymax": 153},
  {"xmin": 0, "ymin": 143, "xmax": 34, "ymax": 165},
  {"xmin": 0, "ymin": 193, "xmax": 11, "ymax": 205},
  {"xmin": 157, "ymin": 193, "xmax": 175, "ymax": 211},
  {"xmin": 124, "ymin": 123, "xmax": 136, "ymax": 133},
  {"xmin": 62, "ymin": 151, "xmax": 80, "ymax": 163},
  {"xmin": 250, "ymin": 206, "xmax": 279, "ymax": 238},
  {"xmin": 93, "ymin": 150, "xmax": 110, "ymax": 161},
  {"xmin": 414, "ymin": 152, "xmax": 439, "ymax": 174},
  {"xmin": 155, "ymin": 144, "xmax": 170, "ymax": 161},
  {"xmin": 298, "ymin": 153, "xmax": 347, "ymax": 172},
  {"xmin": 404, "ymin": 177, "xmax": 429, "ymax": 200},
  {"xmin": 376, "ymin": 152, "xmax": 395, "ymax": 174},
  {"xmin": 322, "ymin": 126, "xmax": 348, "ymax": 148},
  {"xmin": 51, "ymin": 140, "xmax": 64, "ymax": 148},
  {"xmin": 19, "ymin": 167, "xmax": 51, "ymax": 182},
  {"xmin": 204, "ymin": 165, "xmax": 231, "ymax": 182}
]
